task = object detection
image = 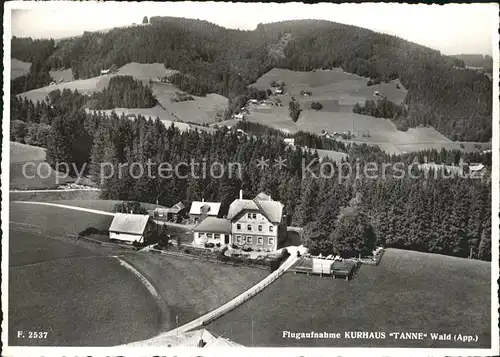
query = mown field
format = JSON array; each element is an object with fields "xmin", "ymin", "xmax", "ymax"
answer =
[
  {"xmin": 211, "ymin": 248, "xmax": 491, "ymax": 348},
  {"xmin": 8, "ymin": 203, "xmax": 161, "ymax": 346},
  {"xmin": 9, "ymin": 234, "xmax": 161, "ymax": 346},
  {"xmin": 122, "ymin": 252, "xmax": 268, "ymax": 331}
]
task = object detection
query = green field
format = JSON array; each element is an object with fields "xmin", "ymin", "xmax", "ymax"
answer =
[
  {"xmin": 9, "ymin": 231, "xmax": 161, "ymax": 346},
  {"xmin": 11, "ymin": 58, "xmax": 31, "ymax": 79},
  {"xmin": 122, "ymin": 252, "xmax": 268, "ymax": 331},
  {"xmin": 8, "ymin": 202, "xmax": 161, "ymax": 346},
  {"xmin": 10, "ymin": 141, "xmax": 78, "ymax": 190},
  {"xmin": 10, "ymin": 141, "xmax": 47, "ymax": 163},
  {"xmin": 248, "ymin": 68, "xmax": 487, "ymax": 154},
  {"xmin": 10, "ymin": 201, "xmax": 113, "ymax": 236},
  {"xmin": 211, "ymin": 248, "xmax": 491, "ymax": 348},
  {"xmin": 17, "ymin": 61, "xmax": 227, "ymax": 128}
]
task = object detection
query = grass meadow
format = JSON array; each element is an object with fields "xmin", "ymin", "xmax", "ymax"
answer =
[{"xmin": 211, "ymin": 248, "xmax": 491, "ymax": 348}]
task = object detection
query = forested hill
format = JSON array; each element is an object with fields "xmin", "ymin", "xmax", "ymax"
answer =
[
  {"xmin": 451, "ymin": 54, "xmax": 493, "ymax": 72},
  {"xmin": 12, "ymin": 17, "xmax": 492, "ymax": 141}
]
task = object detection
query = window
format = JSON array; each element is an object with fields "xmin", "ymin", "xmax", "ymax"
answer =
[
  {"xmin": 269, "ymin": 225, "xmax": 274, "ymax": 232},
  {"xmin": 207, "ymin": 233, "xmax": 213, "ymax": 239},
  {"xmin": 236, "ymin": 224, "xmax": 241, "ymax": 230},
  {"xmin": 257, "ymin": 237, "xmax": 263, "ymax": 245},
  {"xmin": 214, "ymin": 234, "xmax": 220, "ymax": 240},
  {"xmin": 247, "ymin": 224, "xmax": 252, "ymax": 231},
  {"xmin": 269, "ymin": 237, "xmax": 274, "ymax": 246},
  {"xmin": 247, "ymin": 236, "xmax": 252, "ymax": 244},
  {"xmin": 247, "ymin": 213, "xmax": 252, "ymax": 219},
  {"xmin": 258, "ymin": 225, "xmax": 263, "ymax": 232},
  {"xmin": 252, "ymin": 213, "xmax": 257, "ymax": 219},
  {"xmin": 236, "ymin": 235, "xmax": 242, "ymax": 243}
]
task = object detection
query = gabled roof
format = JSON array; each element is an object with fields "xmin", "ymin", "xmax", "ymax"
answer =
[
  {"xmin": 227, "ymin": 196, "xmax": 284, "ymax": 224},
  {"xmin": 155, "ymin": 201, "xmax": 186, "ymax": 214},
  {"xmin": 109, "ymin": 213, "xmax": 149, "ymax": 235},
  {"xmin": 189, "ymin": 201, "xmax": 221, "ymax": 216},
  {"xmin": 193, "ymin": 217, "xmax": 231, "ymax": 233},
  {"xmin": 254, "ymin": 192, "xmax": 271, "ymax": 201}
]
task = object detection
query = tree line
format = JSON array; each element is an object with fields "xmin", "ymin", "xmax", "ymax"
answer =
[
  {"xmin": 12, "ymin": 17, "xmax": 491, "ymax": 141},
  {"xmin": 86, "ymin": 76, "xmax": 157, "ymax": 110},
  {"xmin": 9, "ymin": 89, "xmax": 491, "ymax": 261}
]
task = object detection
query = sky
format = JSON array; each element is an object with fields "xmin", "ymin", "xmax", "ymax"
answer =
[{"xmin": 8, "ymin": 2, "xmax": 498, "ymax": 55}]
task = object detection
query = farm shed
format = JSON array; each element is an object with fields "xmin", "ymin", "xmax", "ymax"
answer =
[
  {"xmin": 109, "ymin": 213, "xmax": 152, "ymax": 244},
  {"xmin": 154, "ymin": 202, "xmax": 186, "ymax": 222}
]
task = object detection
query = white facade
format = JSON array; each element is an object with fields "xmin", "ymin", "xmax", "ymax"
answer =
[{"xmin": 109, "ymin": 231, "xmax": 143, "ymax": 244}]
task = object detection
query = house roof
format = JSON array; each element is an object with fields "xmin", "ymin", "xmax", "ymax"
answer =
[
  {"xmin": 255, "ymin": 192, "xmax": 272, "ymax": 201},
  {"xmin": 155, "ymin": 202, "xmax": 186, "ymax": 214},
  {"xmin": 193, "ymin": 217, "xmax": 231, "ymax": 233},
  {"xmin": 469, "ymin": 163, "xmax": 485, "ymax": 171},
  {"xmin": 227, "ymin": 196, "xmax": 284, "ymax": 223},
  {"xmin": 122, "ymin": 329, "xmax": 243, "ymax": 347},
  {"xmin": 189, "ymin": 201, "xmax": 221, "ymax": 216},
  {"xmin": 109, "ymin": 213, "xmax": 150, "ymax": 235}
]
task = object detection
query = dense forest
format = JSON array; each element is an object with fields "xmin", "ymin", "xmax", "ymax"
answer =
[
  {"xmin": 452, "ymin": 54, "xmax": 493, "ymax": 72},
  {"xmin": 86, "ymin": 76, "xmax": 157, "ymax": 110},
  {"xmin": 11, "ymin": 17, "xmax": 492, "ymax": 141},
  {"xmin": 10, "ymin": 89, "xmax": 492, "ymax": 261}
]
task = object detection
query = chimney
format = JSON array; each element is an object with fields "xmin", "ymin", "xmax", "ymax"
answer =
[{"xmin": 239, "ymin": 190, "xmax": 243, "ymax": 199}]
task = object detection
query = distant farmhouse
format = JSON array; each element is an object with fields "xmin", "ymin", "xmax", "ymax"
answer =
[
  {"xmin": 100, "ymin": 69, "xmax": 110, "ymax": 75},
  {"xmin": 189, "ymin": 200, "xmax": 221, "ymax": 224},
  {"xmin": 108, "ymin": 213, "xmax": 153, "ymax": 244},
  {"xmin": 193, "ymin": 191, "xmax": 287, "ymax": 252}
]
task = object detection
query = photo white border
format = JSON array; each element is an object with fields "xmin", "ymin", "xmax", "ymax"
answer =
[{"xmin": 2, "ymin": 2, "xmax": 499, "ymax": 356}]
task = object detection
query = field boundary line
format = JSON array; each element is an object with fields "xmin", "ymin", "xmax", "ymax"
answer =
[
  {"xmin": 113, "ymin": 256, "xmax": 163, "ymax": 302},
  {"xmin": 11, "ymin": 201, "xmax": 115, "ymax": 216}
]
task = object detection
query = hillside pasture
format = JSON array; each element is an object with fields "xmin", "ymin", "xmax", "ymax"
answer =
[
  {"xmin": 49, "ymin": 68, "xmax": 74, "ymax": 83},
  {"xmin": 211, "ymin": 248, "xmax": 491, "ymax": 348},
  {"xmin": 10, "ymin": 141, "xmax": 46, "ymax": 163},
  {"xmin": 16, "ymin": 62, "xmax": 178, "ymax": 102},
  {"xmin": 247, "ymin": 68, "xmax": 478, "ymax": 154},
  {"xmin": 10, "ymin": 142, "xmax": 80, "ymax": 190},
  {"xmin": 11, "ymin": 58, "xmax": 31, "ymax": 79},
  {"xmin": 151, "ymin": 82, "xmax": 228, "ymax": 125}
]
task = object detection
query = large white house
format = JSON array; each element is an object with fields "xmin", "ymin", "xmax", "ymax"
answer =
[{"xmin": 193, "ymin": 191, "xmax": 287, "ymax": 251}]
